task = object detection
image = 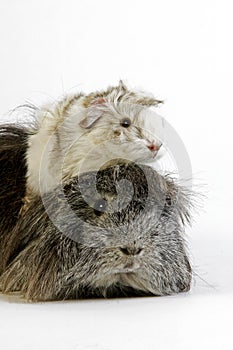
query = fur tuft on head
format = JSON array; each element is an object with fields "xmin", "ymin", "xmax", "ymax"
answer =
[{"xmin": 79, "ymin": 81, "xmax": 163, "ymax": 129}]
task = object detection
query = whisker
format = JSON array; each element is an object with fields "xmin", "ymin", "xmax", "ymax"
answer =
[{"xmin": 192, "ymin": 270, "xmax": 217, "ymax": 290}]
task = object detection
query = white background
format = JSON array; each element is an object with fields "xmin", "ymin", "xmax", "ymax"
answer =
[{"xmin": 0, "ymin": 0, "xmax": 232, "ymax": 349}]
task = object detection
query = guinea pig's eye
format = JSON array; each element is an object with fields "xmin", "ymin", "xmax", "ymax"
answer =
[
  {"xmin": 93, "ymin": 198, "xmax": 107, "ymax": 216},
  {"xmin": 120, "ymin": 117, "xmax": 131, "ymax": 128}
]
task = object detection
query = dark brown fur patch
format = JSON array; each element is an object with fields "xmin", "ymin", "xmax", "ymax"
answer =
[{"xmin": 0, "ymin": 125, "xmax": 29, "ymax": 273}]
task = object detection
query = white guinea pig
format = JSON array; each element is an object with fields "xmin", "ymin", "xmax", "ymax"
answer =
[{"xmin": 26, "ymin": 80, "xmax": 164, "ymax": 195}]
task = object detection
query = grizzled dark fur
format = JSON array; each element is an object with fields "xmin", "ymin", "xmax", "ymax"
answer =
[
  {"xmin": 0, "ymin": 161, "xmax": 192, "ymax": 302},
  {"xmin": 0, "ymin": 125, "xmax": 29, "ymax": 250}
]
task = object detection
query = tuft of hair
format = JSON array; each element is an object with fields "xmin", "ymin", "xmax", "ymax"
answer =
[{"xmin": 82, "ymin": 80, "xmax": 163, "ymax": 109}]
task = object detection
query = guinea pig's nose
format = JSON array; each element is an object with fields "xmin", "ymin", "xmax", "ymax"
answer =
[
  {"xmin": 147, "ymin": 143, "xmax": 161, "ymax": 152},
  {"xmin": 119, "ymin": 246, "xmax": 143, "ymax": 256}
]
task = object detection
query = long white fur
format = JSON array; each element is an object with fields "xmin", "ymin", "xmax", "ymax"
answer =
[{"xmin": 26, "ymin": 82, "xmax": 163, "ymax": 195}]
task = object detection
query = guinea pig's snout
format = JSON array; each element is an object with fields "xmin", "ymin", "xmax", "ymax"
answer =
[
  {"xmin": 147, "ymin": 142, "xmax": 162, "ymax": 152},
  {"xmin": 119, "ymin": 246, "xmax": 143, "ymax": 256}
]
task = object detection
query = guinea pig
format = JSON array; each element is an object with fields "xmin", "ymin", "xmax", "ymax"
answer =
[
  {"xmin": 25, "ymin": 80, "xmax": 164, "ymax": 195},
  {"xmin": 0, "ymin": 161, "xmax": 192, "ymax": 302}
]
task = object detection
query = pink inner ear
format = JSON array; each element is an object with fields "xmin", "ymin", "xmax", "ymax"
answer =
[{"xmin": 91, "ymin": 97, "xmax": 106, "ymax": 105}]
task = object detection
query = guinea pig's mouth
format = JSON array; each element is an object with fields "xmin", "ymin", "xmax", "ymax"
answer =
[{"xmin": 115, "ymin": 262, "xmax": 141, "ymax": 274}]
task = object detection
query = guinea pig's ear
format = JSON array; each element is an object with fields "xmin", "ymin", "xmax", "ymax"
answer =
[
  {"xmin": 79, "ymin": 97, "xmax": 106, "ymax": 129},
  {"xmin": 118, "ymin": 79, "xmax": 128, "ymax": 91},
  {"xmin": 136, "ymin": 95, "xmax": 163, "ymax": 107}
]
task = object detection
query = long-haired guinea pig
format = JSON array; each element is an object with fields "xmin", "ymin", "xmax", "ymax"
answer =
[
  {"xmin": 0, "ymin": 161, "xmax": 192, "ymax": 302},
  {"xmin": 25, "ymin": 80, "xmax": 164, "ymax": 195}
]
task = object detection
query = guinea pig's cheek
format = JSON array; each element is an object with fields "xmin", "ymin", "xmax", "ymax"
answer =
[
  {"xmin": 115, "ymin": 132, "xmax": 126, "ymax": 143},
  {"xmin": 134, "ymin": 141, "xmax": 150, "ymax": 157},
  {"xmin": 92, "ymin": 136, "xmax": 105, "ymax": 145}
]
